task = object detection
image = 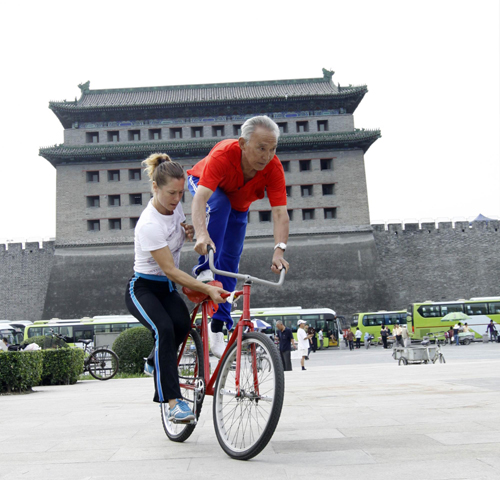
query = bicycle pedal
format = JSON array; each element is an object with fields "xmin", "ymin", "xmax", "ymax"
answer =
[{"xmin": 171, "ymin": 418, "xmax": 196, "ymax": 425}]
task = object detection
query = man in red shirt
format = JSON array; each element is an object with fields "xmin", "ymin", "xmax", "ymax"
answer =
[{"xmin": 187, "ymin": 116, "xmax": 289, "ymax": 357}]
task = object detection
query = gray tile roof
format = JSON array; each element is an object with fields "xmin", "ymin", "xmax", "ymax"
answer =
[{"xmin": 50, "ymin": 76, "xmax": 366, "ymax": 110}]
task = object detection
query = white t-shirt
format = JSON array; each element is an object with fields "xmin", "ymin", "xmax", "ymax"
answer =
[
  {"xmin": 355, "ymin": 329, "xmax": 362, "ymax": 339},
  {"xmin": 297, "ymin": 328, "xmax": 309, "ymax": 350},
  {"xmin": 133, "ymin": 199, "xmax": 186, "ymax": 276}
]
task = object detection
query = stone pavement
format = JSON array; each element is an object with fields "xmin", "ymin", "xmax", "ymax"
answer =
[{"xmin": 1, "ymin": 345, "xmax": 500, "ymax": 480}]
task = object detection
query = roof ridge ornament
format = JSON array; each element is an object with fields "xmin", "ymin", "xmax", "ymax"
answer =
[
  {"xmin": 78, "ymin": 81, "xmax": 90, "ymax": 94},
  {"xmin": 322, "ymin": 68, "xmax": 334, "ymax": 81}
]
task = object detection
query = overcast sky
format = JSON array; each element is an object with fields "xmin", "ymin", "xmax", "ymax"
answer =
[{"xmin": 0, "ymin": 0, "xmax": 498, "ymax": 242}]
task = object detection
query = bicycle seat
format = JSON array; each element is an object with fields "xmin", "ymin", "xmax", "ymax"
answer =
[
  {"xmin": 78, "ymin": 339, "xmax": 92, "ymax": 345},
  {"xmin": 182, "ymin": 280, "xmax": 223, "ymax": 303}
]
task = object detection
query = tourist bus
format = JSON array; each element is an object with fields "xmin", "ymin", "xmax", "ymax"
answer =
[
  {"xmin": 24, "ymin": 315, "xmax": 141, "ymax": 346},
  {"xmin": 406, "ymin": 297, "xmax": 500, "ymax": 339},
  {"xmin": 224, "ymin": 306, "xmax": 341, "ymax": 348},
  {"xmin": 350, "ymin": 310, "xmax": 407, "ymax": 343}
]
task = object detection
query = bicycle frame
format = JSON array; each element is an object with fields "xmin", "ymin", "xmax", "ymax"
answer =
[{"xmin": 178, "ymin": 250, "xmax": 285, "ymax": 399}]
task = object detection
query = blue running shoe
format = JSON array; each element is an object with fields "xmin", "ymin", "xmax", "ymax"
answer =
[
  {"xmin": 143, "ymin": 359, "xmax": 154, "ymax": 377},
  {"xmin": 168, "ymin": 399, "xmax": 195, "ymax": 423}
]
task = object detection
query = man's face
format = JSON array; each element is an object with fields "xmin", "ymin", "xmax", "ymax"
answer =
[{"xmin": 240, "ymin": 127, "xmax": 278, "ymax": 172}]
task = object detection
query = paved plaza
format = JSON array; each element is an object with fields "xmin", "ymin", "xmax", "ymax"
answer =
[{"xmin": 1, "ymin": 343, "xmax": 500, "ymax": 480}]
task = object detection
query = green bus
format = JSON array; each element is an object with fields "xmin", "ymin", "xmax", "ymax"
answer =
[
  {"xmin": 24, "ymin": 315, "xmax": 141, "ymax": 346},
  {"xmin": 207, "ymin": 306, "xmax": 341, "ymax": 348},
  {"xmin": 406, "ymin": 297, "xmax": 500, "ymax": 339},
  {"xmin": 350, "ymin": 310, "xmax": 407, "ymax": 343}
]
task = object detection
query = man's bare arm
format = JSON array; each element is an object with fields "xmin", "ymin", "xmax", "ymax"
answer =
[
  {"xmin": 271, "ymin": 205, "xmax": 290, "ymax": 273},
  {"xmin": 191, "ymin": 185, "xmax": 215, "ymax": 255}
]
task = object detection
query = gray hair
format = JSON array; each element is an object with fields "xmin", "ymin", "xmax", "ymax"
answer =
[{"xmin": 240, "ymin": 116, "xmax": 280, "ymax": 142}]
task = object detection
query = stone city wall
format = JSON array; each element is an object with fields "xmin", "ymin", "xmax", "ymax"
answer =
[{"xmin": 1, "ymin": 221, "xmax": 499, "ymax": 321}]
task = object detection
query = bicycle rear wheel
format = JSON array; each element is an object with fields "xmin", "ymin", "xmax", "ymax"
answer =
[
  {"xmin": 213, "ymin": 332, "xmax": 284, "ymax": 460},
  {"xmin": 161, "ymin": 328, "xmax": 204, "ymax": 443},
  {"xmin": 88, "ymin": 348, "xmax": 119, "ymax": 380}
]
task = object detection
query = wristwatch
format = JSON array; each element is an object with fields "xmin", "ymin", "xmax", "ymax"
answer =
[{"xmin": 274, "ymin": 242, "xmax": 287, "ymax": 251}]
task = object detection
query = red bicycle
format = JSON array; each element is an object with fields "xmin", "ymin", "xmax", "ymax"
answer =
[{"xmin": 160, "ymin": 247, "xmax": 286, "ymax": 460}]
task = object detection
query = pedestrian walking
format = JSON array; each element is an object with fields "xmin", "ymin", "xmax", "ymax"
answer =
[
  {"xmin": 275, "ymin": 321, "xmax": 294, "ymax": 371},
  {"xmin": 346, "ymin": 328, "xmax": 355, "ymax": 351},
  {"xmin": 355, "ymin": 327, "xmax": 362, "ymax": 349},
  {"xmin": 318, "ymin": 328, "xmax": 324, "ymax": 350},
  {"xmin": 297, "ymin": 320, "xmax": 313, "ymax": 370},
  {"xmin": 380, "ymin": 324, "xmax": 389, "ymax": 349}
]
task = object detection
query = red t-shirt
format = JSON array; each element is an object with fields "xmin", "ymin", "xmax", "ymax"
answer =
[{"xmin": 187, "ymin": 139, "xmax": 287, "ymax": 212}]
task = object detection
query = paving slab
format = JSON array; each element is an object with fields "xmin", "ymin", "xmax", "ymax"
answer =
[{"xmin": 1, "ymin": 345, "xmax": 500, "ymax": 480}]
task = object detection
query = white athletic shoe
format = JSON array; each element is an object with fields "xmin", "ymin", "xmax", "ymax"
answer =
[
  {"xmin": 197, "ymin": 270, "xmax": 214, "ymax": 283},
  {"xmin": 209, "ymin": 324, "xmax": 226, "ymax": 359}
]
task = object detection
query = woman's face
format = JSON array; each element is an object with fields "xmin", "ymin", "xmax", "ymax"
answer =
[{"xmin": 153, "ymin": 177, "xmax": 185, "ymax": 215}]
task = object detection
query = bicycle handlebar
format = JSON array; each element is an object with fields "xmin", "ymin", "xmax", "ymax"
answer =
[{"xmin": 208, "ymin": 246, "xmax": 285, "ymax": 287}]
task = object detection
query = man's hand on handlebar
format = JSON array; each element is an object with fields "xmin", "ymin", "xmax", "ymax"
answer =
[
  {"xmin": 271, "ymin": 250, "xmax": 289, "ymax": 274},
  {"xmin": 194, "ymin": 235, "xmax": 216, "ymax": 256}
]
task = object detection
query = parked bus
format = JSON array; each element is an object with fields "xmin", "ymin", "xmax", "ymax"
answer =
[
  {"xmin": 0, "ymin": 325, "xmax": 24, "ymax": 346},
  {"xmin": 224, "ymin": 307, "xmax": 341, "ymax": 348},
  {"xmin": 24, "ymin": 315, "xmax": 141, "ymax": 346},
  {"xmin": 350, "ymin": 310, "xmax": 407, "ymax": 343},
  {"xmin": 406, "ymin": 297, "xmax": 500, "ymax": 339}
]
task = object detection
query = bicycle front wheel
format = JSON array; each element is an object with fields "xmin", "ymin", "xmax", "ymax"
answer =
[
  {"xmin": 161, "ymin": 328, "xmax": 204, "ymax": 443},
  {"xmin": 213, "ymin": 332, "xmax": 284, "ymax": 460},
  {"xmin": 88, "ymin": 348, "xmax": 119, "ymax": 380}
]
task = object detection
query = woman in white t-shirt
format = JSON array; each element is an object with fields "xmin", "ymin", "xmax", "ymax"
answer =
[{"xmin": 125, "ymin": 153, "xmax": 227, "ymax": 423}]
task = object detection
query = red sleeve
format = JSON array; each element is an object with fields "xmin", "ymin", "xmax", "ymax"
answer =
[
  {"xmin": 266, "ymin": 159, "xmax": 287, "ymax": 207},
  {"xmin": 197, "ymin": 151, "xmax": 229, "ymax": 192}
]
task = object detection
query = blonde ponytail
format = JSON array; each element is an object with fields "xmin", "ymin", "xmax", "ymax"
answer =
[{"xmin": 142, "ymin": 153, "xmax": 185, "ymax": 187}]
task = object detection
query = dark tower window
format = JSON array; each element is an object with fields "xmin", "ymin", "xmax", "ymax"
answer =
[
  {"xmin": 301, "ymin": 185, "xmax": 313, "ymax": 197},
  {"xmin": 296, "ymin": 121, "xmax": 309, "ymax": 133},
  {"xmin": 108, "ymin": 195, "xmax": 121, "ymax": 207},
  {"xmin": 324, "ymin": 208, "xmax": 337, "ymax": 219},
  {"xmin": 259, "ymin": 211, "xmax": 271, "ymax": 222},
  {"xmin": 109, "ymin": 219, "xmax": 121, "ymax": 230},
  {"xmin": 86, "ymin": 196, "xmax": 100, "ymax": 208},
  {"xmin": 149, "ymin": 129, "xmax": 162, "ymax": 140},
  {"xmin": 286, "ymin": 186, "xmax": 292, "ymax": 197},
  {"xmin": 233, "ymin": 125, "xmax": 242, "ymax": 136},
  {"xmin": 86, "ymin": 132, "xmax": 99, "ymax": 143},
  {"xmin": 299, "ymin": 160, "xmax": 311, "ymax": 172},
  {"xmin": 108, "ymin": 170, "xmax": 120, "ymax": 182},
  {"xmin": 87, "ymin": 220, "xmax": 100, "ymax": 231},
  {"xmin": 130, "ymin": 218, "xmax": 139, "ymax": 229},
  {"xmin": 317, "ymin": 120, "xmax": 328, "ymax": 131},
  {"xmin": 128, "ymin": 130, "xmax": 140, "ymax": 141},
  {"xmin": 191, "ymin": 127, "xmax": 203, "ymax": 138},
  {"xmin": 321, "ymin": 158, "xmax": 333, "ymax": 170},
  {"xmin": 277, "ymin": 122, "xmax": 288, "ymax": 134},
  {"xmin": 129, "ymin": 194, "xmax": 142, "ymax": 205},
  {"xmin": 107, "ymin": 131, "xmax": 119, "ymax": 142},
  {"xmin": 212, "ymin": 125, "xmax": 225, "ymax": 137},
  {"xmin": 322, "ymin": 184, "xmax": 334, "ymax": 195},
  {"xmin": 170, "ymin": 128, "xmax": 182, "ymax": 139},
  {"xmin": 281, "ymin": 161, "xmax": 290, "ymax": 172},
  {"xmin": 302, "ymin": 209, "xmax": 315, "ymax": 220},
  {"xmin": 129, "ymin": 169, "xmax": 141, "ymax": 181},
  {"xmin": 86, "ymin": 171, "xmax": 99, "ymax": 183}
]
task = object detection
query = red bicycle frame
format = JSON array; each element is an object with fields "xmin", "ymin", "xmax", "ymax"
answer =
[{"xmin": 179, "ymin": 281, "xmax": 257, "ymax": 398}]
